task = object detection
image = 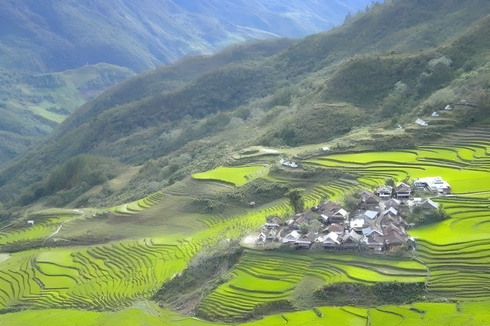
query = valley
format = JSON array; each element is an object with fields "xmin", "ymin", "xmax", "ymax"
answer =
[{"xmin": 2, "ymin": 0, "xmax": 490, "ymax": 325}]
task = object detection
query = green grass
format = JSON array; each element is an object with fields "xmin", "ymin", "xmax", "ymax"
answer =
[{"xmin": 192, "ymin": 165, "xmax": 269, "ymax": 186}]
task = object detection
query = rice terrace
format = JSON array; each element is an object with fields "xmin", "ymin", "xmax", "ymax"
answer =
[{"xmin": 0, "ymin": 127, "xmax": 490, "ymax": 325}]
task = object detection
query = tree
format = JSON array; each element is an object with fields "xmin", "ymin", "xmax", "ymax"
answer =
[
  {"xmin": 407, "ymin": 206, "xmax": 450, "ymax": 226},
  {"xmin": 343, "ymin": 191, "xmax": 360, "ymax": 211},
  {"xmin": 299, "ymin": 223, "xmax": 310, "ymax": 235},
  {"xmin": 288, "ymin": 189, "xmax": 305, "ymax": 213},
  {"xmin": 310, "ymin": 220, "xmax": 323, "ymax": 233},
  {"xmin": 385, "ymin": 177, "xmax": 396, "ymax": 187}
]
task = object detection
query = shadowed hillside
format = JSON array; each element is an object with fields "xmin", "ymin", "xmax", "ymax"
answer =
[
  {"xmin": 1, "ymin": 0, "xmax": 490, "ymax": 218},
  {"xmin": 0, "ymin": 0, "xmax": 373, "ymax": 164}
]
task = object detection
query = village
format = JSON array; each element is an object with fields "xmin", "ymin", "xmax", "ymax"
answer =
[{"xmin": 256, "ymin": 176, "xmax": 451, "ymax": 253}]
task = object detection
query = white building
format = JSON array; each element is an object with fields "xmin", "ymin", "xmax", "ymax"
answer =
[{"xmin": 414, "ymin": 176, "xmax": 451, "ymax": 193}]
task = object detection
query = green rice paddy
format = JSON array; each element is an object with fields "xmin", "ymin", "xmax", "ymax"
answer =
[
  {"xmin": 192, "ymin": 165, "xmax": 269, "ymax": 186},
  {"xmin": 3, "ymin": 127, "xmax": 490, "ymax": 324}
]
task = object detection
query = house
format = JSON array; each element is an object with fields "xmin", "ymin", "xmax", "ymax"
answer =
[
  {"xmin": 341, "ymin": 230, "xmax": 363, "ymax": 248},
  {"xmin": 384, "ymin": 223, "xmax": 407, "ymax": 236},
  {"xmin": 320, "ymin": 214, "xmax": 330, "ymax": 224},
  {"xmin": 383, "ymin": 207, "xmax": 398, "ymax": 217},
  {"xmin": 395, "ymin": 183, "xmax": 411, "ymax": 199},
  {"xmin": 295, "ymin": 235, "xmax": 312, "ymax": 249},
  {"xmin": 362, "ymin": 227, "xmax": 383, "ymax": 237},
  {"xmin": 269, "ymin": 217, "xmax": 282, "ymax": 225},
  {"xmin": 359, "ymin": 192, "xmax": 381, "ymax": 209},
  {"xmin": 384, "ymin": 198, "xmax": 401, "ymax": 209},
  {"xmin": 380, "ymin": 214, "xmax": 407, "ymax": 227},
  {"xmin": 327, "ymin": 223, "xmax": 345, "ymax": 235},
  {"xmin": 358, "ymin": 210, "xmax": 379, "ymax": 220},
  {"xmin": 292, "ymin": 215, "xmax": 307, "ymax": 228},
  {"xmin": 416, "ymin": 118, "xmax": 428, "ymax": 126},
  {"xmin": 350, "ymin": 219, "xmax": 367, "ymax": 232},
  {"xmin": 329, "ymin": 208, "xmax": 348, "ymax": 224},
  {"xmin": 432, "ymin": 111, "xmax": 440, "ymax": 117},
  {"xmin": 320, "ymin": 232, "xmax": 341, "ymax": 248},
  {"xmin": 26, "ymin": 220, "xmax": 35, "ymax": 226},
  {"xmin": 362, "ymin": 233, "xmax": 384, "ymax": 252},
  {"xmin": 282, "ymin": 230, "xmax": 301, "ymax": 244},
  {"xmin": 421, "ymin": 198, "xmax": 439, "ymax": 210},
  {"xmin": 266, "ymin": 229, "xmax": 278, "ymax": 241},
  {"xmin": 376, "ymin": 186, "xmax": 393, "ymax": 199},
  {"xmin": 264, "ymin": 222, "xmax": 280, "ymax": 229},
  {"xmin": 408, "ymin": 197, "xmax": 422, "ymax": 208},
  {"xmin": 257, "ymin": 232, "xmax": 266, "ymax": 246},
  {"xmin": 280, "ymin": 159, "xmax": 299, "ymax": 168},
  {"xmin": 384, "ymin": 228, "xmax": 409, "ymax": 248},
  {"xmin": 318, "ymin": 201, "xmax": 342, "ymax": 214},
  {"xmin": 413, "ymin": 177, "xmax": 451, "ymax": 193}
]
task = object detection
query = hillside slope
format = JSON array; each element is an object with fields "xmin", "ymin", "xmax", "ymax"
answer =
[
  {"xmin": 0, "ymin": 0, "xmax": 372, "ymax": 164},
  {"xmin": 0, "ymin": 0, "xmax": 372, "ymax": 73},
  {"xmin": 2, "ymin": 0, "xmax": 490, "ymax": 215}
]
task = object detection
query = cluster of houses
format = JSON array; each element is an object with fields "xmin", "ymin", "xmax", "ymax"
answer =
[{"xmin": 257, "ymin": 178, "xmax": 449, "ymax": 253}]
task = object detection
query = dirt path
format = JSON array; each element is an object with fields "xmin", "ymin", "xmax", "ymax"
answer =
[{"xmin": 43, "ymin": 222, "xmax": 65, "ymax": 245}]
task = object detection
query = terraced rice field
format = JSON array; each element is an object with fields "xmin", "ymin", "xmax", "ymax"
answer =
[
  {"xmin": 192, "ymin": 165, "xmax": 269, "ymax": 186},
  {"xmin": 1, "ymin": 301, "xmax": 490, "ymax": 326},
  {"xmin": 3, "ymin": 127, "xmax": 490, "ymax": 324},
  {"xmin": 0, "ymin": 238, "xmax": 197, "ymax": 311},
  {"xmin": 0, "ymin": 211, "xmax": 81, "ymax": 246},
  {"xmin": 109, "ymin": 191, "xmax": 165, "ymax": 216},
  {"xmin": 198, "ymin": 251, "xmax": 427, "ymax": 319}
]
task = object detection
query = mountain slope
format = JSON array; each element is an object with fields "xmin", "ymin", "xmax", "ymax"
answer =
[
  {"xmin": 0, "ymin": 0, "xmax": 373, "ymax": 73},
  {"xmin": 2, "ymin": 0, "xmax": 490, "ymax": 214},
  {"xmin": 0, "ymin": 0, "xmax": 372, "ymax": 165}
]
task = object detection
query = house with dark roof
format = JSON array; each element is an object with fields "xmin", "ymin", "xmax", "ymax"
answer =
[
  {"xmin": 363, "ymin": 233, "xmax": 384, "ymax": 252},
  {"xmin": 318, "ymin": 201, "xmax": 341, "ymax": 215},
  {"xmin": 327, "ymin": 223, "xmax": 345, "ymax": 235},
  {"xmin": 376, "ymin": 186, "xmax": 393, "ymax": 199},
  {"xmin": 380, "ymin": 214, "xmax": 407, "ymax": 228},
  {"xmin": 341, "ymin": 230, "xmax": 363, "ymax": 249},
  {"xmin": 329, "ymin": 208, "xmax": 348, "ymax": 224},
  {"xmin": 384, "ymin": 198, "xmax": 401, "ymax": 209},
  {"xmin": 421, "ymin": 198, "xmax": 439, "ymax": 211},
  {"xmin": 295, "ymin": 235, "xmax": 312, "ymax": 249},
  {"xmin": 359, "ymin": 192, "xmax": 381, "ymax": 209},
  {"xmin": 395, "ymin": 183, "xmax": 411, "ymax": 199},
  {"xmin": 266, "ymin": 229, "xmax": 278, "ymax": 241}
]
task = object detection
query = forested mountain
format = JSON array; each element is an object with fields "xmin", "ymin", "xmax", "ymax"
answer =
[
  {"xmin": 0, "ymin": 0, "xmax": 373, "ymax": 73},
  {"xmin": 0, "ymin": 0, "xmax": 372, "ymax": 165},
  {"xmin": 2, "ymin": 0, "xmax": 490, "ymax": 216}
]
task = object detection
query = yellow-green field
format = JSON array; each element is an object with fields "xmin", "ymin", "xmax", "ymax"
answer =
[
  {"xmin": 2, "ymin": 301, "xmax": 490, "ymax": 326},
  {"xmin": 2, "ymin": 127, "xmax": 490, "ymax": 324},
  {"xmin": 192, "ymin": 165, "xmax": 269, "ymax": 186}
]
